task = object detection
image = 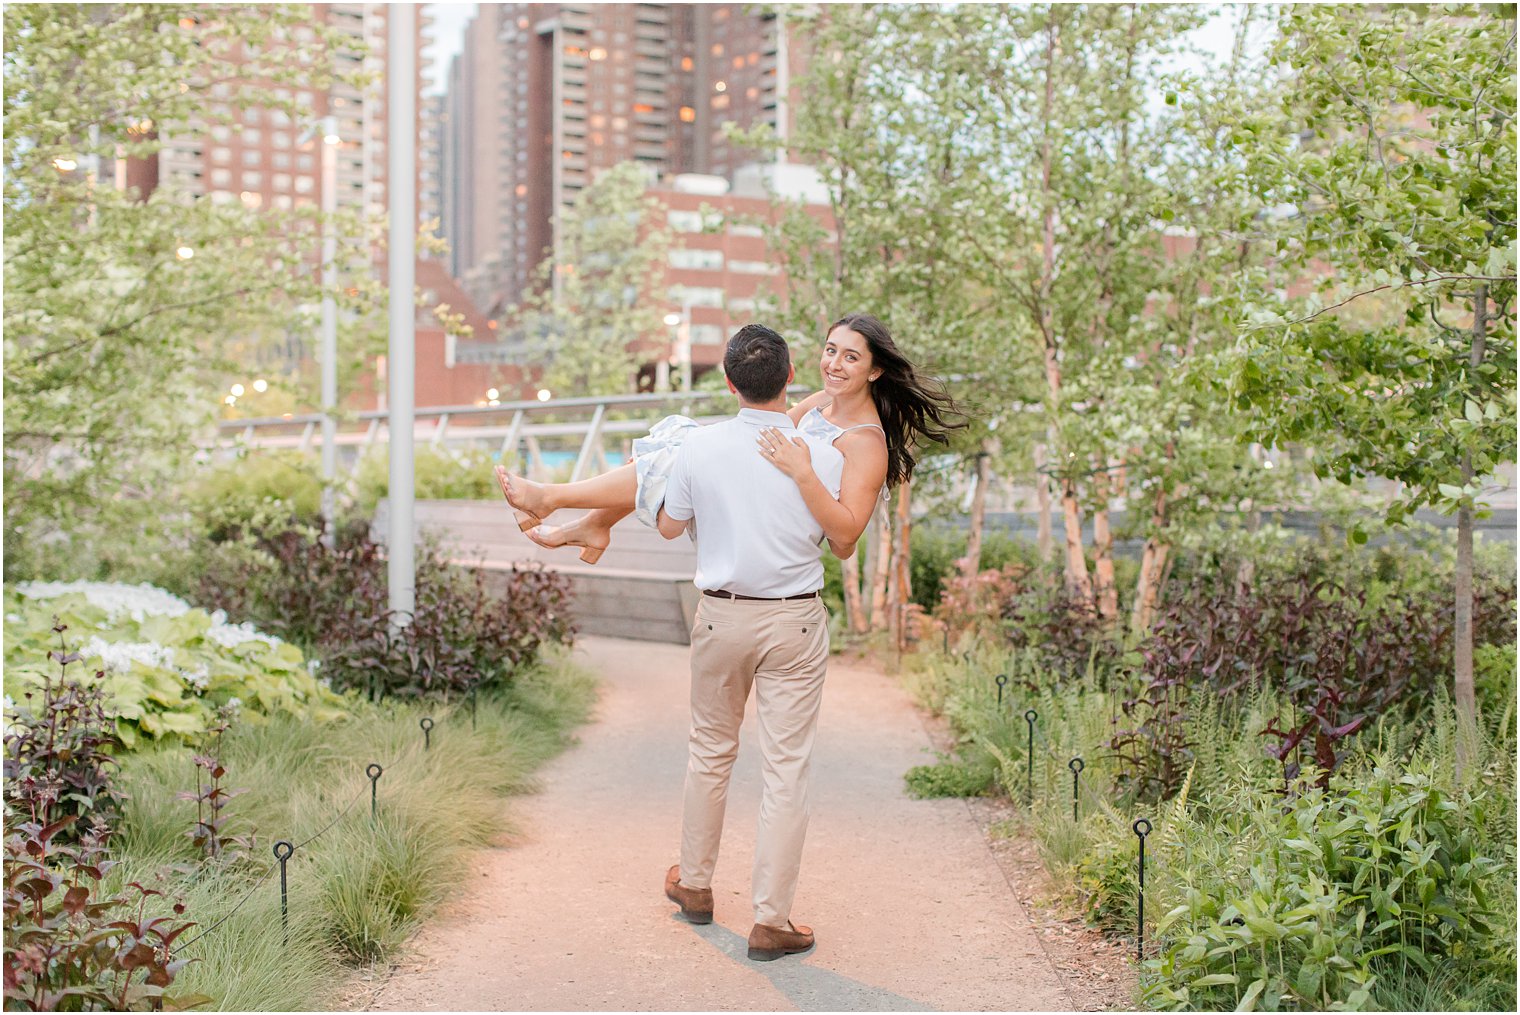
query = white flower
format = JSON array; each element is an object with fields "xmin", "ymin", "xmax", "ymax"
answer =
[
  {"xmin": 5, "ymin": 614, "xmax": 20, "ymax": 623},
  {"xmin": 15, "ymin": 581, "xmax": 191, "ymax": 622},
  {"xmin": 225, "ymin": 697, "xmax": 243, "ymax": 711},
  {"xmin": 183, "ymin": 666, "xmax": 210, "ymax": 691},
  {"xmin": 79, "ymin": 636, "xmax": 176, "ymax": 672},
  {"xmin": 204, "ymin": 620, "xmax": 282, "ymax": 650}
]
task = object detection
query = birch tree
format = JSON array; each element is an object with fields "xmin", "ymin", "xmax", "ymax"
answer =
[{"xmin": 1230, "ymin": 3, "xmax": 1517, "ymax": 746}]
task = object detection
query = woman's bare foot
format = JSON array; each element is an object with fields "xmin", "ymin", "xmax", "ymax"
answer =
[
  {"xmin": 494, "ymin": 466, "xmax": 555, "ymax": 531},
  {"xmin": 525, "ymin": 514, "xmax": 612, "ymax": 566}
]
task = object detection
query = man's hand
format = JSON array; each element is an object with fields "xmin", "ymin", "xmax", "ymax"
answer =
[{"xmin": 757, "ymin": 426, "xmax": 813, "ymax": 481}]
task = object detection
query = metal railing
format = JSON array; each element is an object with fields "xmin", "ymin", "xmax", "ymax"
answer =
[{"xmin": 205, "ymin": 388, "xmax": 804, "ymax": 482}]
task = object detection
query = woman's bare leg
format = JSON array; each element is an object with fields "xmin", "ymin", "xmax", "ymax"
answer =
[
  {"xmin": 495, "ymin": 461, "xmax": 638, "ymax": 518},
  {"xmin": 526, "ymin": 505, "xmax": 635, "ymax": 557}
]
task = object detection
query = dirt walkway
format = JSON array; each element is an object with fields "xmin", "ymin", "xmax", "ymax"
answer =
[{"xmin": 368, "ymin": 636, "xmax": 1075, "ymax": 1012}]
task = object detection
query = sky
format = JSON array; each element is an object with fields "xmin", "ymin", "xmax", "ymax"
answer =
[{"xmin": 424, "ymin": 3, "xmax": 478, "ymax": 96}]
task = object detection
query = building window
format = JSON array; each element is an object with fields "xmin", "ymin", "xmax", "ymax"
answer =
[
  {"xmin": 297, "ymin": 154, "xmax": 314, "ymax": 170},
  {"xmin": 711, "ymin": 94, "xmax": 730, "ymax": 110},
  {"xmin": 667, "ymin": 209, "xmax": 705, "ymax": 233},
  {"xmin": 272, "ymin": 152, "xmax": 291, "ymax": 169},
  {"xmin": 211, "ymin": 168, "xmax": 232, "ymax": 186},
  {"xmin": 681, "ymin": 55, "xmax": 693, "ymax": 71},
  {"xmin": 295, "ymin": 175, "xmax": 314, "ymax": 193},
  {"xmin": 730, "ymin": 260, "xmax": 777, "ymax": 275},
  {"xmin": 242, "ymin": 150, "xmax": 261, "ymax": 166},
  {"xmin": 273, "ymin": 173, "xmax": 292, "ymax": 191},
  {"xmin": 211, "ymin": 146, "xmax": 231, "ymax": 163},
  {"xmin": 689, "ymin": 324, "xmax": 725, "ymax": 345},
  {"xmin": 710, "ymin": 43, "xmax": 724, "ymax": 56},
  {"xmin": 679, "ymin": 106, "xmax": 696, "ymax": 122},
  {"xmin": 669, "ymin": 248, "xmax": 724, "ymax": 270},
  {"xmin": 242, "ymin": 170, "xmax": 262, "ymax": 187},
  {"xmin": 667, "ymin": 285, "xmax": 723, "ymax": 308}
]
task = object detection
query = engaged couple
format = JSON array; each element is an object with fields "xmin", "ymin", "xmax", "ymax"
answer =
[{"xmin": 494, "ymin": 314, "xmax": 961, "ymax": 961}]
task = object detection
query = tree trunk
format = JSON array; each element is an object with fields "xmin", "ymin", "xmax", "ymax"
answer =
[
  {"xmin": 841, "ymin": 547, "xmax": 866, "ymax": 634},
  {"xmin": 869, "ymin": 499, "xmax": 892, "ymax": 629},
  {"xmin": 962, "ymin": 439, "xmax": 997, "ymax": 576},
  {"xmin": 888, "ymin": 481, "xmax": 914, "ymax": 651},
  {"xmin": 1130, "ymin": 483, "xmax": 1170, "ymax": 637},
  {"xmin": 1092, "ymin": 459, "xmax": 1118, "ymax": 625},
  {"xmin": 1058, "ymin": 474, "xmax": 1093, "ymax": 607},
  {"xmin": 1455, "ymin": 283, "xmax": 1487, "ymax": 768},
  {"xmin": 1033, "ymin": 443, "xmax": 1054, "ymax": 573}
]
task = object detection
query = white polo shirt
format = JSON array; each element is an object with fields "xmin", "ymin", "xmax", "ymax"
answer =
[{"xmin": 662, "ymin": 408, "xmax": 845, "ymax": 598}]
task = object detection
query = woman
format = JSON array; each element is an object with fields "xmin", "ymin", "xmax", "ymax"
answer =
[{"xmin": 494, "ymin": 313, "xmax": 962, "ymax": 563}]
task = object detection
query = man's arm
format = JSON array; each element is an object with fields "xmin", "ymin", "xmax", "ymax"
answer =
[
  {"xmin": 657, "ymin": 506, "xmax": 690, "ymax": 540},
  {"xmin": 658, "ymin": 438, "xmax": 695, "ymax": 540},
  {"xmin": 826, "ymin": 536, "xmax": 856, "ymax": 559}
]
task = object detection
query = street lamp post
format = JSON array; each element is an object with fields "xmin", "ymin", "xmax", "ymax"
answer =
[
  {"xmin": 387, "ymin": 3, "xmax": 417, "ymax": 630},
  {"xmin": 319, "ymin": 116, "xmax": 339, "ymax": 547},
  {"xmin": 659, "ymin": 311, "xmax": 680, "ymax": 393}
]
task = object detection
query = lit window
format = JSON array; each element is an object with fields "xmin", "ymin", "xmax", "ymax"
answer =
[
  {"xmin": 711, "ymin": 43, "xmax": 724, "ymax": 56},
  {"xmin": 633, "ymin": 102, "xmax": 654, "ymax": 113},
  {"xmin": 679, "ymin": 106, "xmax": 696, "ymax": 123},
  {"xmin": 589, "ymin": 46, "xmax": 607, "ymax": 60},
  {"xmin": 515, "ymin": 184, "xmax": 527, "ymax": 196},
  {"xmin": 733, "ymin": 56, "xmax": 744, "ymax": 69},
  {"xmin": 748, "ymin": 53, "xmax": 760, "ymax": 66},
  {"xmin": 747, "ymin": 86, "xmax": 759, "ymax": 100},
  {"xmin": 681, "ymin": 56, "xmax": 693, "ymax": 71},
  {"xmin": 711, "ymin": 94, "xmax": 730, "ymax": 110}
]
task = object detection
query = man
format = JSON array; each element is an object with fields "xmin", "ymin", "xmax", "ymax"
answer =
[{"xmin": 654, "ymin": 324, "xmax": 851, "ymax": 962}]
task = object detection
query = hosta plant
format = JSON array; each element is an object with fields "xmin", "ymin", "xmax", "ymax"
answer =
[{"xmin": 4, "ymin": 582, "xmax": 348, "ymax": 748}]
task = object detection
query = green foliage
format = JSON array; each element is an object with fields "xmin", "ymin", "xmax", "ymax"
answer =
[
  {"xmin": 504, "ymin": 161, "xmax": 674, "ymax": 397},
  {"xmin": 903, "ymin": 756, "xmax": 995, "ymax": 799},
  {"xmin": 192, "ymin": 521, "xmax": 575, "ymax": 700},
  {"xmin": 1146, "ymin": 771, "xmax": 1510, "ymax": 1011},
  {"xmin": 3, "ymin": 583, "xmax": 348, "ymax": 749},
  {"xmin": 108, "ymin": 655, "xmax": 596, "ymax": 1009},
  {"xmin": 351, "ymin": 446, "xmax": 499, "ymax": 515},
  {"xmin": 1230, "ymin": 4, "xmax": 1517, "ymax": 519},
  {"xmin": 180, "ymin": 452, "xmax": 323, "ymax": 539},
  {"xmin": 2, "ymin": 4, "xmax": 372, "ymax": 562}
]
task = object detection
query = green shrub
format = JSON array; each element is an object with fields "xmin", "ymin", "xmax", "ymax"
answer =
[
  {"xmin": 193, "ymin": 521, "xmax": 574, "ymax": 700},
  {"xmin": 4, "ymin": 583, "xmax": 347, "ymax": 749},
  {"xmin": 180, "ymin": 451, "xmax": 323, "ymax": 539},
  {"xmin": 1145, "ymin": 771, "xmax": 1511, "ymax": 1011},
  {"xmin": 903, "ymin": 755, "xmax": 995, "ymax": 798},
  {"xmin": 352, "ymin": 446, "xmax": 498, "ymax": 515}
]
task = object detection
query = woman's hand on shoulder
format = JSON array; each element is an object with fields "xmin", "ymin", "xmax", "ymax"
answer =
[{"xmin": 786, "ymin": 390, "xmax": 831, "ymax": 424}]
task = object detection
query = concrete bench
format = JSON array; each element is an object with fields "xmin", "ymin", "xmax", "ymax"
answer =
[{"xmin": 373, "ymin": 499, "xmax": 701, "ymax": 644}]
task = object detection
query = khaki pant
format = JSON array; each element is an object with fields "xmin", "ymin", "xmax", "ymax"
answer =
[{"xmin": 679, "ymin": 594, "xmax": 829, "ymax": 928}]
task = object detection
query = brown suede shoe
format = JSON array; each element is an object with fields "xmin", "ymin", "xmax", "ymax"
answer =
[
  {"xmin": 747, "ymin": 920, "xmax": 815, "ymax": 961},
  {"xmin": 664, "ymin": 864, "xmax": 713, "ymax": 924}
]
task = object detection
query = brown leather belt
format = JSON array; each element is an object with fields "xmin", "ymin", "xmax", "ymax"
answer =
[{"xmin": 703, "ymin": 589, "xmax": 821, "ymax": 602}]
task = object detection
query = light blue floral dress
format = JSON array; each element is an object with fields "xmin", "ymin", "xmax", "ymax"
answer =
[{"xmin": 631, "ymin": 408, "xmax": 884, "ymax": 528}]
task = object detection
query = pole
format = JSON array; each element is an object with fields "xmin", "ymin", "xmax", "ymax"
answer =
[
  {"xmin": 320, "ymin": 115, "xmax": 338, "ymax": 547},
  {"xmin": 387, "ymin": 4, "xmax": 417, "ymax": 629},
  {"xmin": 677, "ymin": 299, "xmax": 693, "ymax": 393}
]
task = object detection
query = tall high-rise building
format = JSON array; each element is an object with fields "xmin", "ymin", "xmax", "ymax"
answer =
[
  {"xmin": 442, "ymin": 3, "xmax": 805, "ymax": 315},
  {"xmin": 147, "ymin": 4, "xmax": 429, "ymax": 238}
]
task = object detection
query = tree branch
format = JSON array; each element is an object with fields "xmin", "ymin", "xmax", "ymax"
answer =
[{"xmin": 1268, "ymin": 275, "xmax": 1517, "ymax": 327}]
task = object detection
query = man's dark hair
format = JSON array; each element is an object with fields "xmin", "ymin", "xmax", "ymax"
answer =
[{"xmin": 723, "ymin": 324, "xmax": 791, "ymax": 401}]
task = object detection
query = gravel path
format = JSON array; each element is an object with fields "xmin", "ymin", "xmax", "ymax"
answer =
[{"xmin": 368, "ymin": 636, "xmax": 1074, "ymax": 1012}]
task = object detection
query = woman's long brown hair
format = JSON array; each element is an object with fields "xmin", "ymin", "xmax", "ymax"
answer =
[{"xmin": 827, "ymin": 312, "xmax": 966, "ymax": 488}]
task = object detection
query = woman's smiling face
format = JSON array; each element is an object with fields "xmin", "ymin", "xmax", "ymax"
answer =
[{"xmin": 820, "ymin": 326, "xmax": 880, "ymax": 396}]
